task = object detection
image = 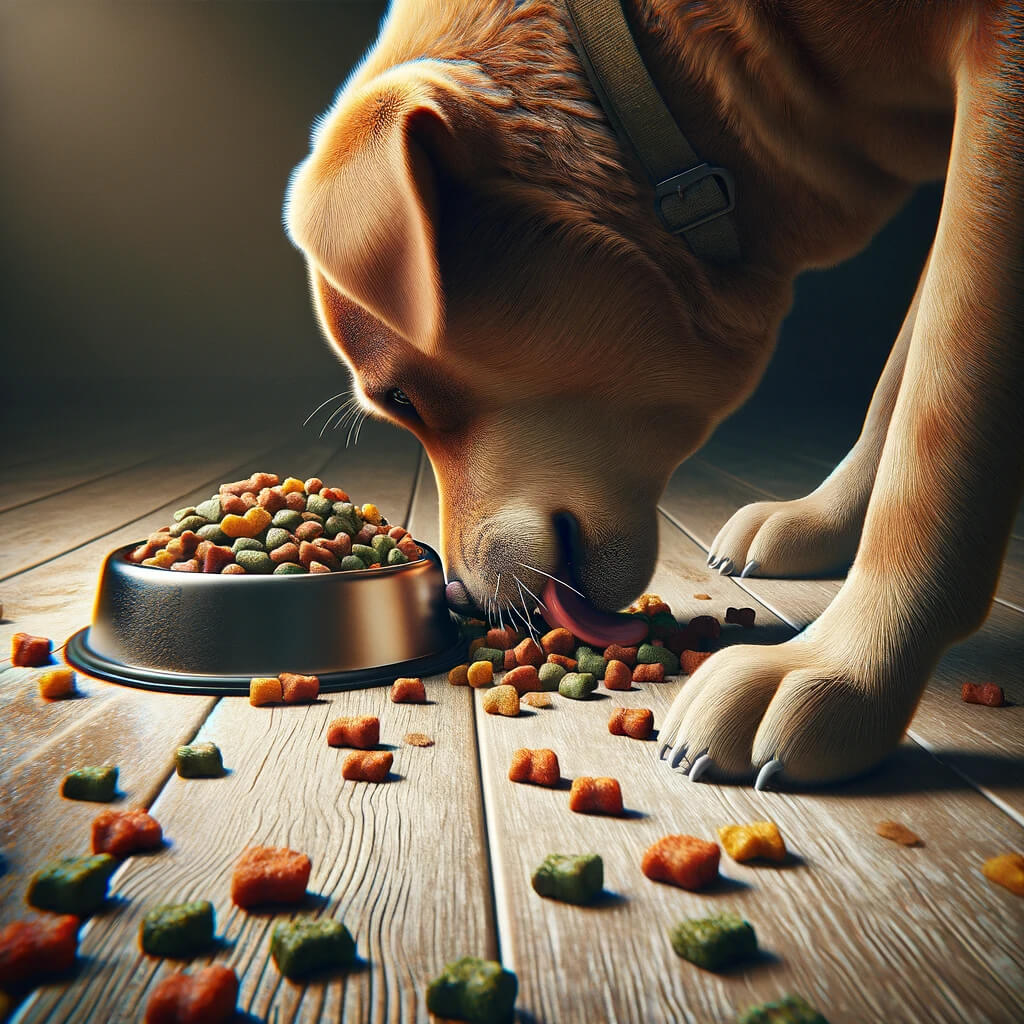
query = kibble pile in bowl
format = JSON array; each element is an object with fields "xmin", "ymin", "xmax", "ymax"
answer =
[{"xmin": 128, "ymin": 473, "xmax": 424, "ymax": 575}]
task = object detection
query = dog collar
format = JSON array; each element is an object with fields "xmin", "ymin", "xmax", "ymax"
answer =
[{"xmin": 564, "ymin": 0, "xmax": 740, "ymax": 263}]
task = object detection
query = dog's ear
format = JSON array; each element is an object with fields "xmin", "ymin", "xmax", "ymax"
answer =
[{"xmin": 286, "ymin": 70, "xmax": 457, "ymax": 352}]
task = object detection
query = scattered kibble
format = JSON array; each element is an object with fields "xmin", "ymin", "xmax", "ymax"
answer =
[
  {"xmin": 391, "ymin": 677, "xmax": 426, "ymax": 703},
  {"xmin": 531, "ymin": 853, "xmax": 603, "ymax": 905},
  {"xmin": 981, "ymin": 853, "xmax": 1024, "ymax": 896},
  {"xmin": 271, "ymin": 917, "xmax": 356, "ymax": 979},
  {"xmin": 281, "ymin": 672, "xmax": 320, "ymax": 703},
  {"xmin": 249, "ymin": 677, "xmax": 283, "ymax": 706},
  {"xmin": 603, "ymin": 660, "xmax": 633, "ymax": 690},
  {"xmin": 693, "ymin": 593, "xmax": 711, "ymax": 600},
  {"xmin": 629, "ymin": 593, "xmax": 671, "ymax": 617},
  {"xmin": 144, "ymin": 965, "xmax": 238, "ymax": 1024},
  {"xmin": 231, "ymin": 846, "xmax": 312, "ymax": 908},
  {"xmin": 504, "ymin": 665, "xmax": 541, "ymax": 694},
  {"xmin": 27, "ymin": 854, "xmax": 117, "ymax": 916},
  {"xmin": 141, "ymin": 900, "xmax": 215, "ymax": 958},
  {"xmin": 448, "ymin": 663, "xmax": 470, "ymax": 686},
  {"xmin": 38, "ymin": 667, "xmax": 76, "ymax": 699},
  {"xmin": 426, "ymin": 956, "xmax": 518, "ymax": 1024},
  {"xmin": 718, "ymin": 821, "xmax": 787, "ymax": 862},
  {"xmin": 642, "ymin": 835, "xmax": 720, "ymax": 890},
  {"xmin": 482, "ymin": 684, "xmax": 520, "ymax": 717},
  {"xmin": 467, "ymin": 661, "xmax": 494, "ymax": 688},
  {"xmin": 62, "ymin": 765, "xmax": 118, "ymax": 803},
  {"xmin": 513, "ymin": 638, "xmax": 545, "ymax": 668},
  {"xmin": 0, "ymin": 915, "xmax": 80, "ymax": 989},
  {"xmin": 575, "ymin": 648, "xmax": 608, "ymax": 679},
  {"xmin": 961, "ymin": 682, "xmax": 1005, "ymax": 707},
  {"xmin": 175, "ymin": 741, "xmax": 225, "ymax": 778},
  {"xmin": 486, "ymin": 627, "xmax": 520, "ymax": 651},
  {"xmin": 736, "ymin": 993, "xmax": 829, "ymax": 1024},
  {"xmin": 546, "ymin": 653, "xmax": 577, "ymax": 671},
  {"xmin": 471, "ymin": 647, "xmax": 505, "ymax": 669},
  {"xmin": 636, "ymin": 643, "xmax": 679, "ymax": 675},
  {"xmin": 669, "ymin": 911, "xmax": 757, "ymax": 970},
  {"xmin": 522, "ymin": 692, "xmax": 551, "ymax": 708},
  {"xmin": 680, "ymin": 650, "xmax": 713, "ymax": 675},
  {"xmin": 558, "ymin": 672, "xmax": 597, "ymax": 700},
  {"xmin": 725, "ymin": 606, "xmax": 757, "ymax": 628},
  {"xmin": 508, "ymin": 748, "xmax": 560, "ymax": 787},
  {"xmin": 632, "ymin": 663, "xmax": 665, "ymax": 683},
  {"xmin": 608, "ymin": 707, "xmax": 654, "ymax": 740},
  {"xmin": 92, "ymin": 807, "xmax": 163, "ymax": 857},
  {"xmin": 569, "ymin": 777, "xmax": 623, "ymax": 816},
  {"xmin": 342, "ymin": 750, "xmax": 394, "ymax": 782},
  {"xmin": 12, "ymin": 632, "xmax": 51, "ymax": 667},
  {"xmin": 404, "ymin": 732, "xmax": 434, "ymax": 747},
  {"xmin": 875, "ymin": 820, "xmax": 922, "ymax": 847},
  {"xmin": 537, "ymin": 662, "xmax": 565, "ymax": 690},
  {"xmin": 603, "ymin": 644, "xmax": 638, "ymax": 667},
  {"xmin": 328, "ymin": 715, "xmax": 380, "ymax": 749},
  {"xmin": 540, "ymin": 628, "xmax": 574, "ymax": 657}
]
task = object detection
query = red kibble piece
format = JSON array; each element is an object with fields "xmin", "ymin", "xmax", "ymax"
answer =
[
  {"xmin": 327, "ymin": 715, "xmax": 380, "ymax": 749},
  {"xmin": 688, "ymin": 615, "xmax": 721, "ymax": 643},
  {"xmin": 632, "ymin": 663, "xmax": 665, "ymax": 683},
  {"xmin": 270, "ymin": 542, "xmax": 300, "ymax": 565},
  {"xmin": 166, "ymin": 532, "xmax": 202, "ymax": 560},
  {"xmin": 11, "ymin": 632, "xmax": 52, "ymax": 667},
  {"xmin": 641, "ymin": 834, "xmax": 720, "ymax": 890},
  {"xmin": 317, "ymin": 534, "xmax": 352, "ymax": 559},
  {"xmin": 279, "ymin": 672, "xmax": 319, "ymax": 703},
  {"xmin": 231, "ymin": 846, "xmax": 311, "ymax": 908},
  {"xmin": 170, "ymin": 559, "xmax": 199, "ymax": 572},
  {"xmin": 342, "ymin": 750, "xmax": 394, "ymax": 782},
  {"xmin": 387, "ymin": 526, "xmax": 408, "ymax": 541},
  {"xmin": 569, "ymin": 777, "xmax": 623, "ymax": 816},
  {"xmin": 603, "ymin": 660, "xmax": 633, "ymax": 690},
  {"xmin": 219, "ymin": 478, "xmax": 251, "ymax": 496},
  {"xmin": 391, "ymin": 677, "xmax": 426, "ymax": 703},
  {"xmin": 681, "ymin": 650, "xmax": 714, "ymax": 675},
  {"xmin": 609, "ymin": 708, "xmax": 654, "ymax": 740},
  {"xmin": 239, "ymin": 492, "xmax": 258, "ymax": 509},
  {"xmin": 547, "ymin": 653, "xmax": 577, "ymax": 671},
  {"xmin": 540, "ymin": 628, "xmax": 575, "ymax": 657},
  {"xmin": 508, "ymin": 748, "xmax": 560, "ymax": 787},
  {"xmin": 603, "ymin": 644, "xmax": 638, "ymax": 667},
  {"xmin": 0, "ymin": 914, "xmax": 79, "ymax": 988},
  {"xmin": 202, "ymin": 545, "xmax": 235, "ymax": 574},
  {"xmin": 258, "ymin": 487, "xmax": 287, "ymax": 513},
  {"xmin": 303, "ymin": 477, "xmax": 323, "ymax": 494},
  {"xmin": 504, "ymin": 665, "xmax": 541, "ymax": 694},
  {"xmin": 129, "ymin": 531, "xmax": 173, "ymax": 563},
  {"xmin": 503, "ymin": 649, "xmax": 517, "ymax": 670},
  {"xmin": 294, "ymin": 521, "xmax": 324, "ymax": 542},
  {"xmin": 92, "ymin": 807, "xmax": 163, "ymax": 857},
  {"xmin": 725, "ymin": 606, "xmax": 756, "ymax": 628},
  {"xmin": 320, "ymin": 486, "xmax": 349, "ymax": 502},
  {"xmin": 961, "ymin": 682, "xmax": 1005, "ymax": 707},
  {"xmin": 283, "ymin": 491, "xmax": 306, "ymax": 511},
  {"xmin": 144, "ymin": 964, "xmax": 238, "ymax": 1024},
  {"xmin": 354, "ymin": 523, "xmax": 378, "ymax": 545},
  {"xmin": 397, "ymin": 535, "xmax": 423, "ymax": 559},
  {"xmin": 298, "ymin": 541, "xmax": 325, "ymax": 568},
  {"xmin": 221, "ymin": 494, "xmax": 247, "ymax": 515},
  {"xmin": 249, "ymin": 472, "xmax": 280, "ymax": 491},
  {"xmin": 513, "ymin": 638, "xmax": 545, "ymax": 668},
  {"xmin": 486, "ymin": 627, "xmax": 519, "ymax": 651}
]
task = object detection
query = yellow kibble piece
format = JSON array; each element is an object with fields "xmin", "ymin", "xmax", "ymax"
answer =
[
  {"xmin": 466, "ymin": 662, "xmax": 493, "ymax": 688},
  {"xmin": 361, "ymin": 503, "xmax": 382, "ymax": 525},
  {"xmin": 280, "ymin": 477, "xmax": 306, "ymax": 494},
  {"xmin": 39, "ymin": 667, "xmax": 77, "ymax": 699},
  {"xmin": 143, "ymin": 550, "xmax": 176, "ymax": 568},
  {"xmin": 249, "ymin": 676, "xmax": 283, "ymax": 706},
  {"xmin": 717, "ymin": 821, "xmax": 787, "ymax": 863},
  {"xmin": 481, "ymin": 684, "xmax": 519, "ymax": 717},
  {"xmin": 448, "ymin": 664, "xmax": 470, "ymax": 686},
  {"xmin": 982, "ymin": 852, "xmax": 1024, "ymax": 896},
  {"xmin": 221, "ymin": 507, "xmax": 272, "ymax": 539},
  {"xmin": 468, "ymin": 636, "xmax": 487, "ymax": 656}
]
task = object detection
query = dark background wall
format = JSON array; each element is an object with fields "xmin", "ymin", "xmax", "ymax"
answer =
[{"xmin": 1, "ymin": 0, "xmax": 941, "ymax": 425}]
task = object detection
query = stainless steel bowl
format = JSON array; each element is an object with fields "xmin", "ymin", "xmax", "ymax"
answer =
[{"xmin": 66, "ymin": 541, "xmax": 465, "ymax": 694}]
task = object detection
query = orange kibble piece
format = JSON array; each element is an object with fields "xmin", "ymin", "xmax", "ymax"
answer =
[
  {"xmin": 280, "ymin": 477, "xmax": 305, "ymax": 494},
  {"xmin": 540, "ymin": 628, "xmax": 575, "ymax": 657},
  {"xmin": 680, "ymin": 650, "xmax": 714, "ymax": 675},
  {"xmin": 390, "ymin": 677, "xmax": 426, "ymax": 703},
  {"xmin": 504, "ymin": 665, "xmax": 541, "ymax": 695},
  {"xmin": 982, "ymin": 853, "xmax": 1024, "ymax": 896},
  {"xmin": 12, "ymin": 632, "xmax": 52, "ymax": 667},
  {"xmin": 603, "ymin": 660, "xmax": 633, "ymax": 691},
  {"xmin": 231, "ymin": 846, "xmax": 312, "ymax": 908},
  {"xmin": 303, "ymin": 477, "xmax": 323, "ymax": 494},
  {"xmin": 546, "ymin": 653, "xmax": 577, "ymax": 671},
  {"xmin": 327, "ymin": 715, "xmax": 380, "ymax": 750},
  {"xmin": 279, "ymin": 672, "xmax": 319, "ymax": 704},
  {"xmin": 718, "ymin": 821, "xmax": 788, "ymax": 862},
  {"xmin": 342, "ymin": 750, "xmax": 394, "ymax": 783},
  {"xmin": 608, "ymin": 707, "xmax": 654, "ymax": 739},
  {"xmin": 0, "ymin": 914, "xmax": 80, "ymax": 988},
  {"xmin": 503, "ymin": 649, "xmax": 518, "ymax": 670},
  {"xmin": 448, "ymin": 664, "xmax": 470, "ymax": 686},
  {"xmin": 144, "ymin": 964, "xmax": 238, "ymax": 1024},
  {"xmin": 481, "ymin": 684, "xmax": 519, "ymax": 716},
  {"xmin": 693, "ymin": 593, "xmax": 712, "ymax": 600},
  {"xmin": 632, "ymin": 663, "xmax": 665, "ymax": 683},
  {"xmin": 38, "ymin": 668, "xmax": 77, "ymax": 699},
  {"xmin": 91, "ymin": 807, "xmax": 163, "ymax": 857},
  {"xmin": 467, "ymin": 662, "xmax": 494, "ymax": 688},
  {"xmin": 629, "ymin": 593, "xmax": 671, "ymax": 617},
  {"xmin": 961, "ymin": 682, "xmax": 1005, "ymax": 707},
  {"xmin": 875, "ymin": 820, "xmax": 922, "ymax": 846},
  {"xmin": 569, "ymin": 777, "xmax": 623, "ymax": 816},
  {"xmin": 221, "ymin": 563, "xmax": 246, "ymax": 575},
  {"xmin": 523, "ymin": 692, "xmax": 551, "ymax": 708},
  {"xmin": 641, "ymin": 835, "xmax": 720, "ymax": 890},
  {"xmin": 249, "ymin": 677, "xmax": 283, "ymax": 706},
  {"xmin": 404, "ymin": 732, "xmax": 434, "ymax": 747},
  {"xmin": 603, "ymin": 644, "xmax": 638, "ymax": 667},
  {"xmin": 468, "ymin": 637, "xmax": 488, "ymax": 656},
  {"xmin": 513, "ymin": 638, "xmax": 545, "ymax": 668},
  {"xmin": 508, "ymin": 748, "xmax": 560, "ymax": 787},
  {"xmin": 485, "ymin": 627, "xmax": 519, "ymax": 650}
]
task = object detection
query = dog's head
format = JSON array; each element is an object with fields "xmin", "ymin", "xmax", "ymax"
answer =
[{"xmin": 285, "ymin": 2, "xmax": 779, "ymax": 624}]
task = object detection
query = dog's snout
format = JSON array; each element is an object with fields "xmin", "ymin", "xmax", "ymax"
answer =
[{"xmin": 445, "ymin": 578, "xmax": 483, "ymax": 617}]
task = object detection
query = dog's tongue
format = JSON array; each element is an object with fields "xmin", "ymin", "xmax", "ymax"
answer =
[{"xmin": 540, "ymin": 578, "xmax": 649, "ymax": 648}]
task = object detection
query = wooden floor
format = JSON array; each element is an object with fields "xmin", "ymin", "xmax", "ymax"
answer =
[{"xmin": 1, "ymin": 399, "xmax": 1022, "ymax": 1024}]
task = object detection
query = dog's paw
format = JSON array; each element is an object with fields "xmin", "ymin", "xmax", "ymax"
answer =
[
  {"xmin": 658, "ymin": 638, "xmax": 922, "ymax": 787},
  {"xmin": 707, "ymin": 494, "xmax": 863, "ymax": 578}
]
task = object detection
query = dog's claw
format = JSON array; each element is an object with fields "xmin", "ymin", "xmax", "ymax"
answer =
[
  {"xmin": 658, "ymin": 739, "xmax": 674, "ymax": 760},
  {"xmin": 754, "ymin": 759, "xmax": 784, "ymax": 791},
  {"xmin": 740, "ymin": 559, "xmax": 760, "ymax": 578},
  {"xmin": 669, "ymin": 744, "xmax": 689, "ymax": 769},
  {"xmin": 707, "ymin": 551, "xmax": 717, "ymax": 567},
  {"xmin": 688, "ymin": 753, "xmax": 713, "ymax": 782},
  {"xmin": 718, "ymin": 558, "xmax": 734, "ymax": 576}
]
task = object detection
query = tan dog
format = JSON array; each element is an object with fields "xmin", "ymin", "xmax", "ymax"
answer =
[{"xmin": 285, "ymin": 0, "xmax": 1023, "ymax": 787}]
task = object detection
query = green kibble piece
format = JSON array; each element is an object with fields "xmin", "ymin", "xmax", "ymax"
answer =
[
  {"xmin": 62, "ymin": 765, "xmax": 118, "ymax": 802},
  {"xmin": 736, "ymin": 994, "xmax": 829, "ymax": 1024},
  {"xmin": 537, "ymin": 662, "xmax": 565, "ymax": 690},
  {"xmin": 648, "ymin": 611, "xmax": 678, "ymax": 635},
  {"xmin": 175, "ymin": 741, "xmax": 224, "ymax": 778},
  {"xmin": 169, "ymin": 515, "xmax": 207, "ymax": 537},
  {"xmin": 270, "ymin": 917, "xmax": 356, "ymax": 979},
  {"xmin": 426, "ymin": 956, "xmax": 518, "ymax": 1024},
  {"xmin": 232, "ymin": 537, "xmax": 265, "ymax": 553},
  {"xmin": 340, "ymin": 555, "xmax": 366, "ymax": 571},
  {"xmin": 637, "ymin": 643, "xmax": 680, "ymax": 675},
  {"xmin": 195, "ymin": 497, "xmax": 222, "ymax": 522},
  {"xmin": 305, "ymin": 494, "xmax": 332, "ymax": 518},
  {"xmin": 28, "ymin": 854, "xmax": 117, "ymax": 915},
  {"xmin": 669, "ymin": 912, "xmax": 757, "ymax": 970},
  {"xmin": 471, "ymin": 647, "xmax": 504, "ymax": 668},
  {"xmin": 141, "ymin": 900, "xmax": 215, "ymax": 958},
  {"xmin": 272, "ymin": 509, "xmax": 303, "ymax": 530},
  {"xmin": 371, "ymin": 534, "xmax": 396, "ymax": 557},
  {"xmin": 324, "ymin": 515, "xmax": 352, "ymax": 538},
  {"xmin": 558, "ymin": 672, "xmax": 597, "ymax": 700},
  {"xmin": 386, "ymin": 548, "xmax": 409, "ymax": 566},
  {"xmin": 332, "ymin": 501, "xmax": 362, "ymax": 522},
  {"xmin": 172, "ymin": 506, "xmax": 197, "ymax": 522},
  {"xmin": 531, "ymin": 853, "xmax": 603, "ymax": 905},
  {"xmin": 235, "ymin": 550, "xmax": 273, "ymax": 574},
  {"xmin": 196, "ymin": 523, "xmax": 228, "ymax": 544},
  {"xmin": 351, "ymin": 544, "xmax": 377, "ymax": 564},
  {"xmin": 264, "ymin": 527, "xmax": 291, "ymax": 550},
  {"xmin": 274, "ymin": 562, "xmax": 307, "ymax": 575},
  {"xmin": 576, "ymin": 650, "xmax": 608, "ymax": 679}
]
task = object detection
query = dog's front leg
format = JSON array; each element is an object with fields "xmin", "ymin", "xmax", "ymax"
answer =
[{"xmin": 660, "ymin": 28, "xmax": 1024, "ymax": 786}]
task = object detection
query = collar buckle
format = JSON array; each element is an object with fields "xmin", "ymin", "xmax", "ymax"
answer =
[{"xmin": 654, "ymin": 163, "xmax": 736, "ymax": 235}]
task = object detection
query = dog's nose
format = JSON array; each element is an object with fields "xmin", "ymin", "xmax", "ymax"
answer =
[{"xmin": 445, "ymin": 578, "xmax": 481, "ymax": 617}]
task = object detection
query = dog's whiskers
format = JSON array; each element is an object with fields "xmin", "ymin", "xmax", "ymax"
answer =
[
  {"xmin": 518, "ymin": 562, "xmax": 585, "ymax": 599},
  {"xmin": 320, "ymin": 400, "xmax": 354, "ymax": 440},
  {"xmin": 303, "ymin": 390, "xmax": 350, "ymax": 429},
  {"xmin": 515, "ymin": 577, "xmax": 548, "ymax": 613},
  {"xmin": 494, "ymin": 573, "xmax": 504, "ymax": 632},
  {"xmin": 514, "ymin": 577, "xmax": 540, "ymax": 641}
]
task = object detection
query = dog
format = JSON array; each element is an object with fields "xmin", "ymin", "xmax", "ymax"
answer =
[{"xmin": 284, "ymin": 0, "xmax": 1023, "ymax": 787}]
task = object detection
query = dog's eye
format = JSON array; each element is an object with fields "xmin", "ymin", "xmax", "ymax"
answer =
[{"xmin": 387, "ymin": 387, "xmax": 413, "ymax": 407}]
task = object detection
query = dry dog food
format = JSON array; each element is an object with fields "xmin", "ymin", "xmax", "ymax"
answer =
[
  {"xmin": 28, "ymin": 854, "xmax": 117, "ymax": 915},
  {"xmin": 961, "ymin": 682, "xmax": 1005, "ymax": 707},
  {"xmin": 144, "ymin": 964, "xmax": 238, "ymax": 1024},
  {"xmin": 404, "ymin": 732, "xmax": 434, "ymax": 747},
  {"xmin": 541, "ymin": 628, "xmax": 575, "ymax": 657},
  {"xmin": 603, "ymin": 660, "xmax": 633, "ymax": 690},
  {"xmin": 981, "ymin": 852, "xmax": 1024, "ymax": 895},
  {"xmin": 523, "ymin": 692, "xmax": 551, "ymax": 708},
  {"xmin": 546, "ymin": 653, "xmax": 577, "ymax": 671},
  {"xmin": 875, "ymin": 820, "xmax": 922, "ymax": 846},
  {"xmin": 537, "ymin": 662, "xmax": 565, "ymax": 690},
  {"xmin": 559, "ymin": 672, "xmax": 597, "ymax": 700},
  {"xmin": 736, "ymin": 993, "xmax": 829, "ymax": 1024},
  {"xmin": 531, "ymin": 853, "xmax": 603, "ymax": 905},
  {"xmin": 632, "ymin": 663, "xmax": 665, "ymax": 683},
  {"xmin": 482, "ymin": 684, "xmax": 520, "ymax": 717},
  {"xmin": 0, "ymin": 915, "xmax": 79, "ymax": 989},
  {"xmin": 129, "ymin": 473, "xmax": 423, "ymax": 574},
  {"xmin": 328, "ymin": 715, "xmax": 380, "ymax": 749},
  {"xmin": 669, "ymin": 911, "xmax": 757, "ymax": 970},
  {"xmin": 92, "ymin": 807, "xmax": 163, "ymax": 857},
  {"xmin": 467, "ymin": 661, "xmax": 494, "ymax": 688},
  {"xmin": 11, "ymin": 632, "xmax": 51, "ymax": 667},
  {"xmin": 281, "ymin": 672, "xmax": 320, "ymax": 703},
  {"xmin": 468, "ymin": 636, "xmax": 488, "ymax": 656},
  {"xmin": 718, "ymin": 821, "xmax": 787, "ymax": 862},
  {"xmin": 448, "ymin": 663, "xmax": 470, "ymax": 686},
  {"xmin": 486, "ymin": 626, "xmax": 520, "ymax": 650},
  {"xmin": 508, "ymin": 748, "xmax": 560, "ymax": 787},
  {"xmin": 62, "ymin": 765, "xmax": 118, "ymax": 802},
  {"xmin": 608, "ymin": 708, "xmax": 654, "ymax": 740},
  {"xmin": 725, "ymin": 607, "xmax": 757, "ymax": 628},
  {"xmin": 390, "ymin": 677, "xmax": 426, "ymax": 703},
  {"xmin": 231, "ymin": 846, "xmax": 312, "ymax": 908},
  {"xmin": 629, "ymin": 593, "xmax": 671, "ymax": 617},
  {"xmin": 342, "ymin": 750, "xmax": 394, "ymax": 782},
  {"xmin": 694, "ymin": 593, "xmax": 712, "ymax": 600},
  {"xmin": 176, "ymin": 741, "xmax": 225, "ymax": 778},
  {"xmin": 38, "ymin": 667, "xmax": 76, "ymax": 699},
  {"xmin": 513, "ymin": 638, "xmax": 545, "ymax": 667},
  {"xmin": 642, "ymin": 835, "xmax": 720, "ymax": 890},
  {"xmin": 575, "ymin": 647, "xmax": 608, "ymax": 679},
  {"xmin": 688, "ymin": 614, "xmax": 721, "ymax": 645},
  {"xmin": 636, "ymin": 643, "xmax": 680, "ymax": 675},
  {"xmin": 603, "ymin": 644, "xmax": 638, "ymax": 667},
  {"xmin": 681, "ymin": 650, "xmax": 713, "ymax": 675},
  {"xmin": 426, "ymin": 956, "xmax": 518, "ymax": 1024},
  {"xmin": 141, "ymin": 900, "xmax": 215, "ymax": 957},
  {"xmin": 249, "ymin": 676, "xmax": 283, "ymax": 706},
  {"xmin": 569, "ymin": 777, "xmax": 623, "ymax": 816},
  {"xmin": 504, "ymin": 665, "xmax": 541, "ymax": 694},
  {"xmin": 471, "ymin": 646, "xmax": 505, "ymax": 669},
  {"xmin": 271, "ymin": 917, "xmax": 356, "ymax": 978}
]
